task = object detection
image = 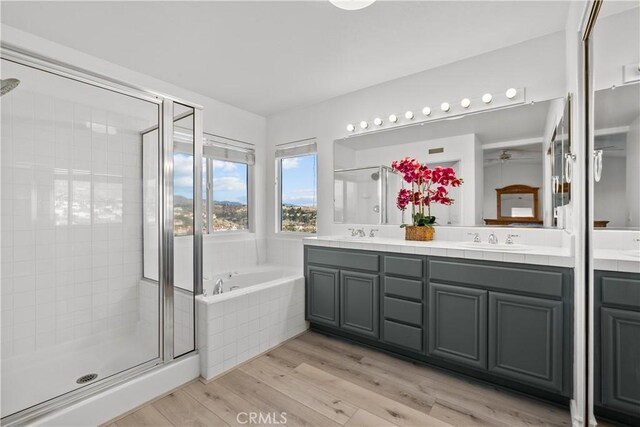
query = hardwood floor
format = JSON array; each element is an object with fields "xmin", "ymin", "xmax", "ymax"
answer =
[{"xmin": 106, "ymin": 331, "xmax": 571, "ymax": 427}]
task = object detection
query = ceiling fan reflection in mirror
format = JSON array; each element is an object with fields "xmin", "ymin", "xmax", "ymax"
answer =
[{"xmin": 485, "ymin": 149, "xmax": 538, "ymax": 164}]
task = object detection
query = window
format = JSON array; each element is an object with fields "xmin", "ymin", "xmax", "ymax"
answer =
[
  {"xmin": 276, "ymin": 140, "xmax": 317, "ymax": 233},
  {"xmin": 173, "ymin": 152, "xmax": 195, "ymax": 237},
  {"xmin": 203, "ymin": 135, "xmax": 254, "ymax": 233}
]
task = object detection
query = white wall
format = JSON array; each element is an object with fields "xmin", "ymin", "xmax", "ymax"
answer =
[
  {"xmin": 593, "ymin": 156, "xmax": 627, "ymax": 228},
  {"xmin": 593, "ymin": 7, "xmax": 640, "ymax": 91},
  {"xmin": 266, "ymin": 30, "xmax": 567, "ymax": 248},
  {"xmin": 626, "ymin": 116, "xmax": 640, "ymax": 227}
]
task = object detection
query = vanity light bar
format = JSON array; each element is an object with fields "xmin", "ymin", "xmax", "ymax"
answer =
[{"xmin": 345, "ymin": 87, "xmax": 525, "ymax": 135}]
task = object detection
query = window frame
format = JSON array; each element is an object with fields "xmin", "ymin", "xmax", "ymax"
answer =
[
  {"xmin": 276, "ymin": 152, "xmax": 318, "ymax": 235},
  {"xmin": 203, "ymin": 154, "xmax": 253, "ymax": 235}
]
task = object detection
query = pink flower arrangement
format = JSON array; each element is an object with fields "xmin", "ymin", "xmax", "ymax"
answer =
[{"xmin": 391, "ymin": 157, "xmax": 463, "ymax": 227}]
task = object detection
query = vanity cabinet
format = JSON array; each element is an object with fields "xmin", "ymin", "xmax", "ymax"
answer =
[
  {"xmin": 595, "ymin": 270, "xmax": 640, "ymax": 425},
  {"xmin": 488, "ymin": 292, "xmax": 563, "ymax": 392},
  {"xmin": 306, "ymin": 265, "xmax": 340, "ymax": 327},
  {"xmin": 428, "ymin": 258, "xmax": 569, "ymax": 394},
  {"xmin": 340, "ymin": 271, "xmax": 379, "ymax": 338},
  {"xmin": 427, "ymin": 283, "xmax": 487, "ymax": 369},
  {"xmin": 381, "ymin": 255, "xmax": 425, "ymax": 353},
  {"xmin": 305, "ymin": 247, "xmax": 381, "ymax": 339},
  {"xmin": 304, "ymin": 246, "xmax": 573, "ymax": 402}
]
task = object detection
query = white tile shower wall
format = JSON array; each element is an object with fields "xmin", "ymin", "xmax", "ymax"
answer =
[
  {"xmin": 197, "ymin": 276, "xmax": 306, "ymax": 381},
  {"xmin": 1, "ymin": 83, "xmax": 151, "ymax": 360},
  {"xmin": 138, "ymin": 280, "xmax": 194, "ymax": 356}
]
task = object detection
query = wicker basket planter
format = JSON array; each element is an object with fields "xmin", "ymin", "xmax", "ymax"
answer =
[{"xmin": 404, "ymin": 225, "xmax": 434, "ymax": 241}]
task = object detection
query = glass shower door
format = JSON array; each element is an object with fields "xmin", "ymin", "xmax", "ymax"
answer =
[{"xmin": 1, "ymin": 58, "xmax": 161, "ymax": 419}]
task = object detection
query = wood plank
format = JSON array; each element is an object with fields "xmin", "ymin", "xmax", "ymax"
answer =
[
  {"xmin": 216, "ymin": 368, "xmax": 341, "ymax": 427},
  {"xmin": 152, "ymin": 390, "xmax": 228, "ymax": 426},
  {"xmin": 281, "ymin": 338, "xmax": 437, "ymax": 412},
  {"xmin": 240, "ymin": 357, "xmax": 358, "ymax": 425},
  {"xmin": 115, "ymin": 405, "xmax": 173, "ymax": 427},
  {"xmin": 183, "ymin": 380, "xmax": 265, "ymax": 427},
  {"xmin": 345, "ymin": 409, "xmax": 398, "ymax": 427},
  {"xmin": 428, "ymin": 402, "xmax": 499, "ymax": 427},
  {"xmin": 301, "ymin": 332, "xmax": 570, "ymax": 426},
  {"xmin": 292, "ymin": 363, "xmax": 451, "ymax": 427}
]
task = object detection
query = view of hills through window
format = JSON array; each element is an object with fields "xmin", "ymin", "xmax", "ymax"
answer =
[
  {"xmin": 174, "ymin": 154, "xmax": 249, "ymax": 235},
  {"xmin": 280, "ymin": 154, "xmax": 317, "ymax": 233}
]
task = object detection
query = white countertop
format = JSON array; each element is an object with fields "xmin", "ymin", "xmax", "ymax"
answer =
[
  {"xmin": 593, "ymin": 249, "xmax": 640, "ymax": 274},
  {"xmin": 303, "ymin": 236, "xmax": 575, "ymax": 268}
]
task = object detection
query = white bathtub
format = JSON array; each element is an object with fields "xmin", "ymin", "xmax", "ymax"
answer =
[
  {"xmin": 196, "ymin": 264, "xmax": 307, "ymax": 381},
  {"xmin": 202, "ymin": 264, "xmax": 298, "ymax": 299}
]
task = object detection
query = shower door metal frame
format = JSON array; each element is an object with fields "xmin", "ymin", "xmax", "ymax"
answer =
[{"xmin": 0, "ymin": 43, "xmax": 203, "ymax": 426}]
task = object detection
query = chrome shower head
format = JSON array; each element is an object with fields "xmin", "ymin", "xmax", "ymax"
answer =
[{"xmin": 1, "ymin": 78, "xmax": 20, "ymax": 96}]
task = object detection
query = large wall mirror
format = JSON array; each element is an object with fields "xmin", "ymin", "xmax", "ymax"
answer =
[
  {"xmin": 334, "ymin": 97, "xmax": 571, "ymax": 228},
  {"xmin": 590, "ymin": 3, "xmax": 639, "ymax": 427}
]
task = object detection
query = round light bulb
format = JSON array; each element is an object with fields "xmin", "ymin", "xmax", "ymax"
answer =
[
  {"xmin": 389, "ymin": 114, "xmax": 398, "ymax": 123},
  {"xmin": 460, "ymin": 98, "xmax": 471, "ymax": 108},
  {"xmin": 373, "ymin": 117, "xmax": 383, "ymax": 126},
  {"xmin": 360, "ymin": 120, "xmax": 368, "ymax": 129},
  {"xmin": 346, "ymin": 124, "xmax": 355, "ymax": 132},
  {"xmin": 405, "ymin": 111, "xmax": 414, "ymax": 120},
  {"xmin": 329, "ymin": 0, "xmax": 376, "ymax": 11},
  {"xmin": 482, "ymin": 93, "xmax": 493, "ymax": 104},
  {"xmin": 506, "ymin": 88, "xmax": 517, "ymax": 99},
  {"xmin": 440, "ymin": 102, "xmax": 451, "ymax": 112},
  {"xmin": 422, "ymin": 106, "xmax": 431, "ymax": 116}
]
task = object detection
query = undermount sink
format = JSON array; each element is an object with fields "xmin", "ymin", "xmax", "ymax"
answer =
[
  {"xmin": 457, "ymin": 242, "xmax": 533, "ymax": 252},
  {"xmin": 333, "ymin": 236, "xmax": 379, "ymax": 241}
]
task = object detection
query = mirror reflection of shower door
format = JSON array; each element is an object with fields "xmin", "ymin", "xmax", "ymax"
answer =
[{"xmin": 0, "ymin": 58, "xmax": 161, "ymax": 419}]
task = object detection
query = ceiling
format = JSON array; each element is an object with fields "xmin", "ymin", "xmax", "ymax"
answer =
[{"xmin": 1, "ymin": 1, "xmax": 571, "ymax": 116}]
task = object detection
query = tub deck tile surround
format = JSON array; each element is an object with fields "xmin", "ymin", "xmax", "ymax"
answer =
[
  {"xmin": 105, "ymin": 331, "xmax": 572, "ymax": 427},
  {"xmin": 304, "ymin": 235, "xmax": 575, "ymax": 268}
]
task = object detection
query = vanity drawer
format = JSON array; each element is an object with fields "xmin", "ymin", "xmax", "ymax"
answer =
[
  {"xmin": 383, "ymin": 297, "xmax": 423, "ymax": 326},
  {"xmin": 429, "ymin": 259, "xmax": 564, "ymax": 298},
  {"xmin": 382, "ymin": 320, "xmax": 422, "ymax": 352},
  {"xmin": 307, "ymin": 248, "xmax": 379, "ymax": 272},
  {"xmin": 601, "ymin": 276, "xmax": 640, "ymax": 311},
  {"xmin": 384, "ymin": 255, "xmax": 424, "ymax": 279},
  {"xmin": 384, "ymin": 276, "xmax": 423, "ymax": 301}
]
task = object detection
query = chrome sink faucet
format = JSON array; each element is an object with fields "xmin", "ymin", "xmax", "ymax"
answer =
[
  {"xmin": 213, "ymin": 279, "xmax": 224, "ymax": 295},
  {"xmin": 505, "ymin": 234, "xmax": 519, "ymax": 245},
  {"xmin": 468, "ymin": 232, "xmax": 481, "ymax": 243},
  {"xmin": 348, "ymin": 228, "xmax": 366, "ymax": 237},
  {"xmin": 488, "ymin": 232, "xmax": 498, "ymax": 245}
]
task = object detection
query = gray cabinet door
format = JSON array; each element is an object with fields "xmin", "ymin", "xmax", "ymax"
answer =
[
  {"xmin": 488, "ymin": 292, "xmax": 563, "ymax": 393},
  {"xmin": 340, "ymin": 270, "xmax": 379, "ymax": 338},
  {"xmin": 428, "ymin": 283, "xmax": 487, "ymax": 369},
  {"xmin": 601, "ymin": 307, "xmax": 640, "ymax": 415},
  {"xmin": 306, "ymin": 265, "xmax": 339, "ymax": 327}
]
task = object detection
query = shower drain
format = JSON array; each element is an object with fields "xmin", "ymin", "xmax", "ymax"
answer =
[{"xmin": 76, "ymin": 373, "xmax": 98, "ymax": 384}]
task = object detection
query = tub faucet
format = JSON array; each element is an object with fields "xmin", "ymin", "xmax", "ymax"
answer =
[
  {"xmin": 213, "ymin": 279, "xmax": 224, "ymax": 295},
  {"xmin": 488, "ymin": 232, "xmax": 498, "ymax": 245}
]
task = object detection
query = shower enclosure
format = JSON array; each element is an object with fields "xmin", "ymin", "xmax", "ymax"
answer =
[
  {"xmin": 0, "ymin": 46, "xmax": 202, "ymax": 424},
  {"xmin": 334, "ymin": 166, "xmax": 403, "ymax": 224}
]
